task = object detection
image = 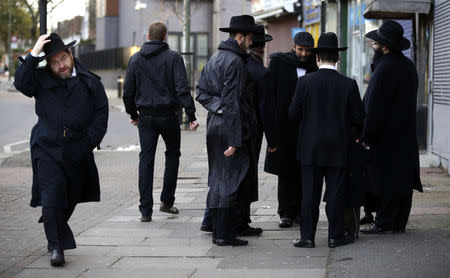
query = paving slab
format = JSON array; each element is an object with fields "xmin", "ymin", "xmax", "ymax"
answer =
[
  {"xmin": 79, "ymin": 268, "xmax": 195, "ymax": 278},
  {"xmin": 192, "ymin": 269, "xmax": 326, "ymax": 278},
  {"xmin": 14, "ymin": 269, "xmax": 83, "ymax": 278},
  {"xmin": 110, "ymin": 257, "xmax": 222, "ymax": 269},
  {"xmin": 25, "ymin": 254, "xmax": 119, "ymax": 269}
]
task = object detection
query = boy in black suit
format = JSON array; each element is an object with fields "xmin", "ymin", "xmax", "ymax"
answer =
[{"xmin": 288, "ymin": 32, "xmax": 364, "ymax": 248}]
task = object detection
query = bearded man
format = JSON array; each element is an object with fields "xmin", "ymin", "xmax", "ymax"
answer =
[
  {"xmin": 266, "ymin": 32, "xmax": 318, "ymax": 228},
  {"xmin": 196, "ymin": 15, "xmax": 257, "ymax": 246},
  {"xmin": 14, "ymin": 33, "xmax": 108, "ymax": 266}
]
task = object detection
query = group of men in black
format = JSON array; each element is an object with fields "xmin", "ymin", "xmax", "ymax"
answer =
[
  {"xmin": 14, "ymin": 14, "xmax": 421, "ymax": 267},
  {"xmin": 195, "ymin": 15, "xmax": 422, "ymax": 247}
]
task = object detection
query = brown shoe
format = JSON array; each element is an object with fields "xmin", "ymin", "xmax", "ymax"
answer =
[{"xmin": 159, "ymin": 202, "xmax": 179, "ymax": 214}]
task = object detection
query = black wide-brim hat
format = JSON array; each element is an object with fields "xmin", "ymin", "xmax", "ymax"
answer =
[
  {"xmin": 39, "ymin": 33, "xmax": 76, "ymax": 62},
  {"xmin": 219, "ymin": 15, "xmax": 257, "ymax": 33},
  {"xmin": 366, "ymin": 20, "xmax": 410, "ymax": 50},
  {"xmin": 313, "ymin": 32, "xmax": 347, "ymax": 52},
  {"xmin": 251, "ymin": 24, "xmax": 273, "ymax": 45}
]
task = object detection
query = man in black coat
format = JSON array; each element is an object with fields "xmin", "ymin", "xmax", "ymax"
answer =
[
  {"xmin": 196, "ymin": 15, "xmax": 257, "ymax": 246},
  {"xmin": 14, "ymin": 33, "xmax": 108, "ymax": 266},
  {"xmin": 288, "ymin": 32, "xmax": 364, "ymax": 248},
  {"xmin": 232, "ymin": 24, "xmax": 279, "ymax": 236},
  {"xmin": 123, "ymin": 22, "xmax": 199, "ymax": 222},
  {"xmin": 267, "ymin": 32, "xmax": 318, "ymax": 228},
  {"xmin": 360, "ymin": 20, "xmax": 423, "ymax": 234}
]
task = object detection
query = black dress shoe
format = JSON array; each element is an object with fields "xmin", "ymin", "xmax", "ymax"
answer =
[
  {"xmin": 360, "ymin": 214, "xmax": 374, "ymax": 225},
  {"xmin": 200, "ymin": 224, "xmax": 213, "ymax": 232},
  {"xmin": 293, "ymin": 238, "xmax": 315, "ymax": 248},
  {"xmin": 328, "ymin": 236, "xmax": 354, "ymax": 248},
  {"xmin": 215, "ymin": 238, "xmax": 248, "ymax": 246},
  {"xmin": 392, "ymin": 227, "xmax": 406, "ymax": 234},
  {"xmin": 360, "ymin": 224, "xmax": 392, "ymax": 234},
  {"xmin": 50, "ymin": 249, "xmax": 65, "ymax": 267},
  {"xmin": 236, "ymin": 226, "xmax": 263, "ymax": 236},
  {"xmin": 344, "ymin": 232, "xmax": 358, "ymax": 240},
  {"xmin": 140, "ymin": 215, "xmax": 152, "ymax": 222},
  {"xmin": 279, "ymin": 217, "xmax": 293, "ymax": 228}
]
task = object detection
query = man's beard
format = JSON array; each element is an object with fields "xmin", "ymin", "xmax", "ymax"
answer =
[
  {"xmin": 372, "ymin": 48, "xmax": 383, "ymax": 64},
  {"xmin": 297, "ymin": 54, "xmax": 314, "ymax": 68},
  {"xmin": 239, "ymin": 40, "xmax": 250, "ymax": 52},
  {"xmin": 51, "ymin": 61, "xmax": 74, "ymax": 80}
]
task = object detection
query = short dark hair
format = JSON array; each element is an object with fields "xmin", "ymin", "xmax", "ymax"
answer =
[
  {"xmin": 148, "ymin": 22, "xmax": 167, "ymax": 41},
  {"xmin": 317, "ymin": 50, "xmax": 339, "ymax": 63},
  {"xmin": 229, "ymin": 32, "xmax": 249, "ymax": 38}
]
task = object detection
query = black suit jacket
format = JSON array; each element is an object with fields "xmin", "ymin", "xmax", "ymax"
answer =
[{"xmin": 288, "ymin": 68, "xmax": 364, "ymax": 168}]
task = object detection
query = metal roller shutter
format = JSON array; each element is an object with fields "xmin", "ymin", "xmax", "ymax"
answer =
[{"xmin": 433, "ymin": 0, "xmax": 450, "ymax": 105}]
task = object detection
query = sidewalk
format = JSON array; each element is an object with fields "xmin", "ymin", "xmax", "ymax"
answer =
[{"xmin": 0, "ymin": 104, "xmax": 449, "ymax": 278}]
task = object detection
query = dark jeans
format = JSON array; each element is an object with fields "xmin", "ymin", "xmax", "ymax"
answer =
[
  {"xmin": 138, "ymin": 115, "xmax": 181, "ymax": 217},
  {"xmin": 300, "ymin": 166, "xmax": 346, "ymax": 241},
  {"xmin": 375, "ymin": 191, "xmax": 413, "ymax": 230},
  {"xmin": 42, "ymin": 205, "xmax": 76, "ymax": 251},
  {"xmin": 278, "ymin": 171, "xmax": 302, "ymax": 219}
]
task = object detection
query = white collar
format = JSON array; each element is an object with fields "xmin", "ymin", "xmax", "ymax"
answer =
[
  {"xmin": 71, "ymin": 66, "xmax": 77, "ymax": 77},
  {"xmin": 319, "ymin": 64, "xmax": 337, "ymax": 71}
]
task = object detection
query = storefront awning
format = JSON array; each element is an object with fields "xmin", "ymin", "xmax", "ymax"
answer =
[
  {"xmin": 254, "ymin": 8, "xmax": 286, "ymax": 22},
  {"xmin": 364, "ymin": 0, "xmax": 431, "ymax": 19}
]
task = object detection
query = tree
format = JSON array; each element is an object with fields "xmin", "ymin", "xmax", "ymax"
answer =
[
  {"xmin": 19, "ymin": 0, "xmax": 64, "ymax": 41},
  {"xmin": 0, "ymin": 0, "xmax": 32, "ymax": 54}
]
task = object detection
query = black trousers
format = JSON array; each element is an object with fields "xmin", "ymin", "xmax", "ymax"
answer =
[
  {"xmin": 375, "ymin": 190, "xmax": 413, "ymax": 230},
  {"xmin": 277, "ymin": 170, "xmax": 302, "ymax": 218},
  {"xmin": 210, "ymin": 208, "xmax": 237, "ymax": 241},
  {"xmin": 138, "ymin": 115, "xmax": 181, "ymax": 217},
  {"xmin": 202, "ymin": 202, "xmax": 250, "ymax": 233},
  {"xmin": 42, "ymin": 205, "xmax": 76, "ymax": 251},
  {"xmin": 300, "ymin": 166, "xmax": 346, "ymax": 241},
  {"xmin": 344, "ymin": 207, "xmax": 360, "ymax": 235}
]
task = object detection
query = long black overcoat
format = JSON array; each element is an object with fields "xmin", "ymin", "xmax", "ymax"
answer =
[
  {"xmin": 14, "ymin": 54, "xmax": 108, "ymax": 208},
  {"xmin": 362, "ymin": 52, "xmax": 422, "ymax": 196},
  {"xmin": 196, "ymin": 39, "xmax": 257, "ymax": 207},
  {"xmin": 244, "ymin": 54, "xmax": 279, "ymax": 203},
  {"xmin": 265, "ymin": 51, "xmax": 317, "ymax": 175}
]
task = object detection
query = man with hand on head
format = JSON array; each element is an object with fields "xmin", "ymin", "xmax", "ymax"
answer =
[{"xmin": 14, "ymin": 33, "xmax": 108, "ymax": 266}]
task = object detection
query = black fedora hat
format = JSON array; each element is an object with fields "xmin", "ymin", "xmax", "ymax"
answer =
[
  {"xmin": 219, "ymin": 15, "xmax": 257, "ymax": 33},
  {"xmin": 251, "ymin": 24, "xmax": 273, "ymax": 45},
  {"xmin": 39, "ymin": 33, "xmax": 76, "ymax": 61},
  {"xmin": 314, "ymin": 32, "xmax": 347, "ymax": 52},
  {"xmin": 366, "ymin": 20, "xmax": 410, "ymax": 50}
]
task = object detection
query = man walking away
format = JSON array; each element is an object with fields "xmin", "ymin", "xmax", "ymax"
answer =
[{"xmin": 123, "ymin": 22, "xmax": 199, "ymax": 222}]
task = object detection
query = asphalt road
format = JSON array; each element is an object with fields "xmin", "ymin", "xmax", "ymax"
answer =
[{"xmin": 0, "ymin": 90, "xmax": 139, "ymax": 154}]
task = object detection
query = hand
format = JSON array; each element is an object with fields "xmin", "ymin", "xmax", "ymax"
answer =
[
  {"xmin": 32, "ymin": 34, "xmax": 51, "ymax": 55},
  {"xmin": 130, "ymin": 119, "xmax": 138, "ymax": 126},
  {"xmin": 267, "ymin": 146, "xmax": 278, "ymax": 153},
  {"xmin": 190, "ymin": 121, "xmax": 199, "ymax": 131},
  {"xmin": 224, "ymin": 146, "xmax": 236, "ymax": 157}
]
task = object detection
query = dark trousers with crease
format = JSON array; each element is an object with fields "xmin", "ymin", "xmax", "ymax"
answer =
[
  {"xmin": 202, "ymin": 203, "xmax": 250, "ymax": 233},
  {"xmin": 300, "ymin": 166, "xmax": 346, "ymax": 241},
  {"xmin": 211, "ymin": 208, "xmax": 236, "ymax": 241},
  {"xmin": 42, "ymin": 205, "xmax": 76, "ymax": 251},
  {"xmin": 277, "ymin": 171, "xmax": 302, "ymax": 219},
  {"xmin": 375, "ymin": 190, "xmax": 412, "ymax": 230},
  {"xmin": 138, "ymin": 115, "xmax": 181, "ymax": 217}
]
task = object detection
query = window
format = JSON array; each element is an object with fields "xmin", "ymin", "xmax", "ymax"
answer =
[{"xmin": 167, "ymin": 32, "xmax": 209, "ymax": 71}]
